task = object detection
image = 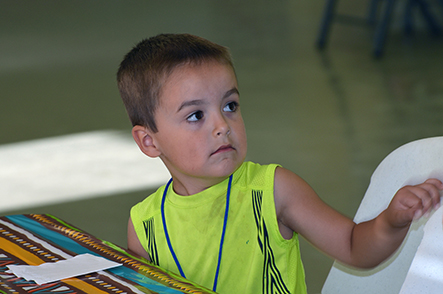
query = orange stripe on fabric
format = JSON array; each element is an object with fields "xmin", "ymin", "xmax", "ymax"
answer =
[
  {"xmin": 63, "ymin": 279, "xmax": 113, "ymax": 294},
  {"xmin": 0, "ymin": 238, "xmax": 44, "ymax": 265}
]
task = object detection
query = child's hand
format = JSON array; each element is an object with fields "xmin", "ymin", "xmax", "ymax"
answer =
[{"xmin": 385, "ymin": 179, "xmax": 443, "ymax": 228}]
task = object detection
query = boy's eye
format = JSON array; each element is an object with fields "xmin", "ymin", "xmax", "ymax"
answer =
[
  {"xmin": 187, "ymin": 110, "xmax": 204, "ymax": 122},
  {"xmin": 223, "ymin": 101, "xmax": 239, "ymax": 112}
]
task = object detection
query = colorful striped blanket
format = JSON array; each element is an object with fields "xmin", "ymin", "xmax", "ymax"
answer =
[{"xmin": 0, "ymin": 214, "xmax": 214, "ymax": 294}]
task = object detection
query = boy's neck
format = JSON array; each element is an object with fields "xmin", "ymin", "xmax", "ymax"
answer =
[{"xmin": 170, "ymin": 175, "xmax": 230, "ymax": 196}]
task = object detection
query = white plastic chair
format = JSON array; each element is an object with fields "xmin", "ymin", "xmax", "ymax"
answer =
[{"xmin": 322, "ymin": 136, "xmax": 443, "ymax": 294}]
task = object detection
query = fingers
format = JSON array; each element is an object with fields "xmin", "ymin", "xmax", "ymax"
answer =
[
  {"xmin": 424, "ymin": 178, "xmax": 443, "ymax": 192},
  {"xmin": 384, "ymin": 179, "xmax": 442, "ymax": 229},
  {"xmin": 418, "ymin": 179, "xmax": 442, "ymax": 210},
  {"xmin": 403, "ymin": 179, "xmax": 443, "ymax": 219}
]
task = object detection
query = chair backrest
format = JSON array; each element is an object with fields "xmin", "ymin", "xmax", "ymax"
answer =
[{"xmin": 322, "ymin": 136, "xmax": 443, "ymax": 294}]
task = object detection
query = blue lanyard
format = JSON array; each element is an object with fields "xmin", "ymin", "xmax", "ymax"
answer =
[{"xmin": 161, "ymin": 175, "xmax": 233, "ymax": 292}]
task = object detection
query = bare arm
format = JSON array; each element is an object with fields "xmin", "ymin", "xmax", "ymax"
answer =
[
  {"xmin": 127, "ymin": 217, "xmax": 151, "ymax": 261},
  {"xmin": 274, "ymin": 167, "xmax": 442, "ymax": 268}
]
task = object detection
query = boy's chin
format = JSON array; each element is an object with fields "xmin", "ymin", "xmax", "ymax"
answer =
[{"xmin": 212, "ymin": 160, "xmax": 243, "ymax": 178}]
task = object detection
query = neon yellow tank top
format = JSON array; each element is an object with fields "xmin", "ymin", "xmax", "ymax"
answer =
[{"xmin": 131, "ymin": 162, "xmax": 307, "ymax": 294}]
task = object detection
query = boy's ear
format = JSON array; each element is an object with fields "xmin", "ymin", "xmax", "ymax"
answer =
[{"xmin": 132, "ymin": 125, "xmax": 161, "ymax": 158}]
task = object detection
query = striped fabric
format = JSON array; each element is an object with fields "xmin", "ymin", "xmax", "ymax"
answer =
[{"xmin": 0, "ymin": 214, "xmax": 214, "ymax": 294}]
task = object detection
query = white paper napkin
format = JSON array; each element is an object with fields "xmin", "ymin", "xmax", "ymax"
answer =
[{"xmin": 6, "ymin": 253, "xmax": 122, "ymax": 285}]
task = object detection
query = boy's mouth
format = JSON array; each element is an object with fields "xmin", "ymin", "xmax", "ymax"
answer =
[{"xmin": 211, "ymin": 144, "xmax": 235, "ymax": 155}]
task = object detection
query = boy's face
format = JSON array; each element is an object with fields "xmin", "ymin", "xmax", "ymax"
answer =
[{"xmin": 150, "ymin": 61, "xmax": 247, "ymax": 192}]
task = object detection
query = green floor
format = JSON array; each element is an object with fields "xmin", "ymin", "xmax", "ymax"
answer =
[{"xmin": 2, "ymin": 2, "xmax": 443, "ymax": 293}]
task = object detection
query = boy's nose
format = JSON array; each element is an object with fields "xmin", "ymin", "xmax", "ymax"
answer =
[
  {"xmin": 216, "ymin": 128, "xmax": 231, "ymax": 136},
  {"xmin": 213, "ymin": 115, "xmax": 230, "ymax": 137}
]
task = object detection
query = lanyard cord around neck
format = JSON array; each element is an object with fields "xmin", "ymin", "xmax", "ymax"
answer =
[{"xmin": 160, "ymin": 175, "xmax": 233, "ymax": 292}]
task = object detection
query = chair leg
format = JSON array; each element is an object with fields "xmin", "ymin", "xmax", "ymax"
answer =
[
  {"xmin": 404, "ymin": 0, "xmax": 415, "ymax": 35},
  {"xmin": 317, "ymin": 0, "xmax": 339, "ymax": 49},
  {"xmin": 368, "ymin": 0, "xmax": 381, "ymax": 26},
  {"xmin": 415, "ymin": 0, "xmax": 442, "ymax": 35},
  {"xmin": 373, "ymin": 0, "xmax": 396, "ymax": 58}
]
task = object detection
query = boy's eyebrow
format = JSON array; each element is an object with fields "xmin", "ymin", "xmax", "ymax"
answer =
[
  {"xmin": 177, "ymin": 100, "xmax": 205, "ymax": 113},
  {"xmin": 177, "ymin": 87, "xmax": 240, "ymax": 113},
  {"xmin": 224, "ymin": 87, "xmax": 240, "ymax": 99}
]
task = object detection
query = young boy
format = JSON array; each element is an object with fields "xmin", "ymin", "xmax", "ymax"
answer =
[{"xmin": 117, "ymin": 34, "xmax": 442, "ymax": 294}]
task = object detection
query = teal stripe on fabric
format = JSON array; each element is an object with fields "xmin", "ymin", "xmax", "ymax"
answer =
[
  {"xmin": 5, "ymin": 215, "xmax": 182, "ymax": 294},
  {"xmin": 6, "ymin": 214, "xmax": 91, "ymax": 255}
]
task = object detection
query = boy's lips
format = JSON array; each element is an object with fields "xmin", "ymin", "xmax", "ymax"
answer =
[{"xmin": 211, "ymin": 144, "xmax": 235, "ymax": 155}]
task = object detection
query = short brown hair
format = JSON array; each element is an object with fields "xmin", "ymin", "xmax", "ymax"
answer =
[{"xmin": 117, "ymin": 33, "xmax": 234, "ymax": 132}]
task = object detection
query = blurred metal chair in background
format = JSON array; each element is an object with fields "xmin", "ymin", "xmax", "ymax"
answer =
[{"xmin": 317, "ymin": 0, "xmax": 442, "ymax": 58}]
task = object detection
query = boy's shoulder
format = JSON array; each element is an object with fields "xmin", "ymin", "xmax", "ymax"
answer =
[
  {"xmin": 234, "ymin": 161, "xmax": 281, "ymax": 190},
  {"xmin": 131, "ymin": 184, "xmax": 166, "ymax": 217}
]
